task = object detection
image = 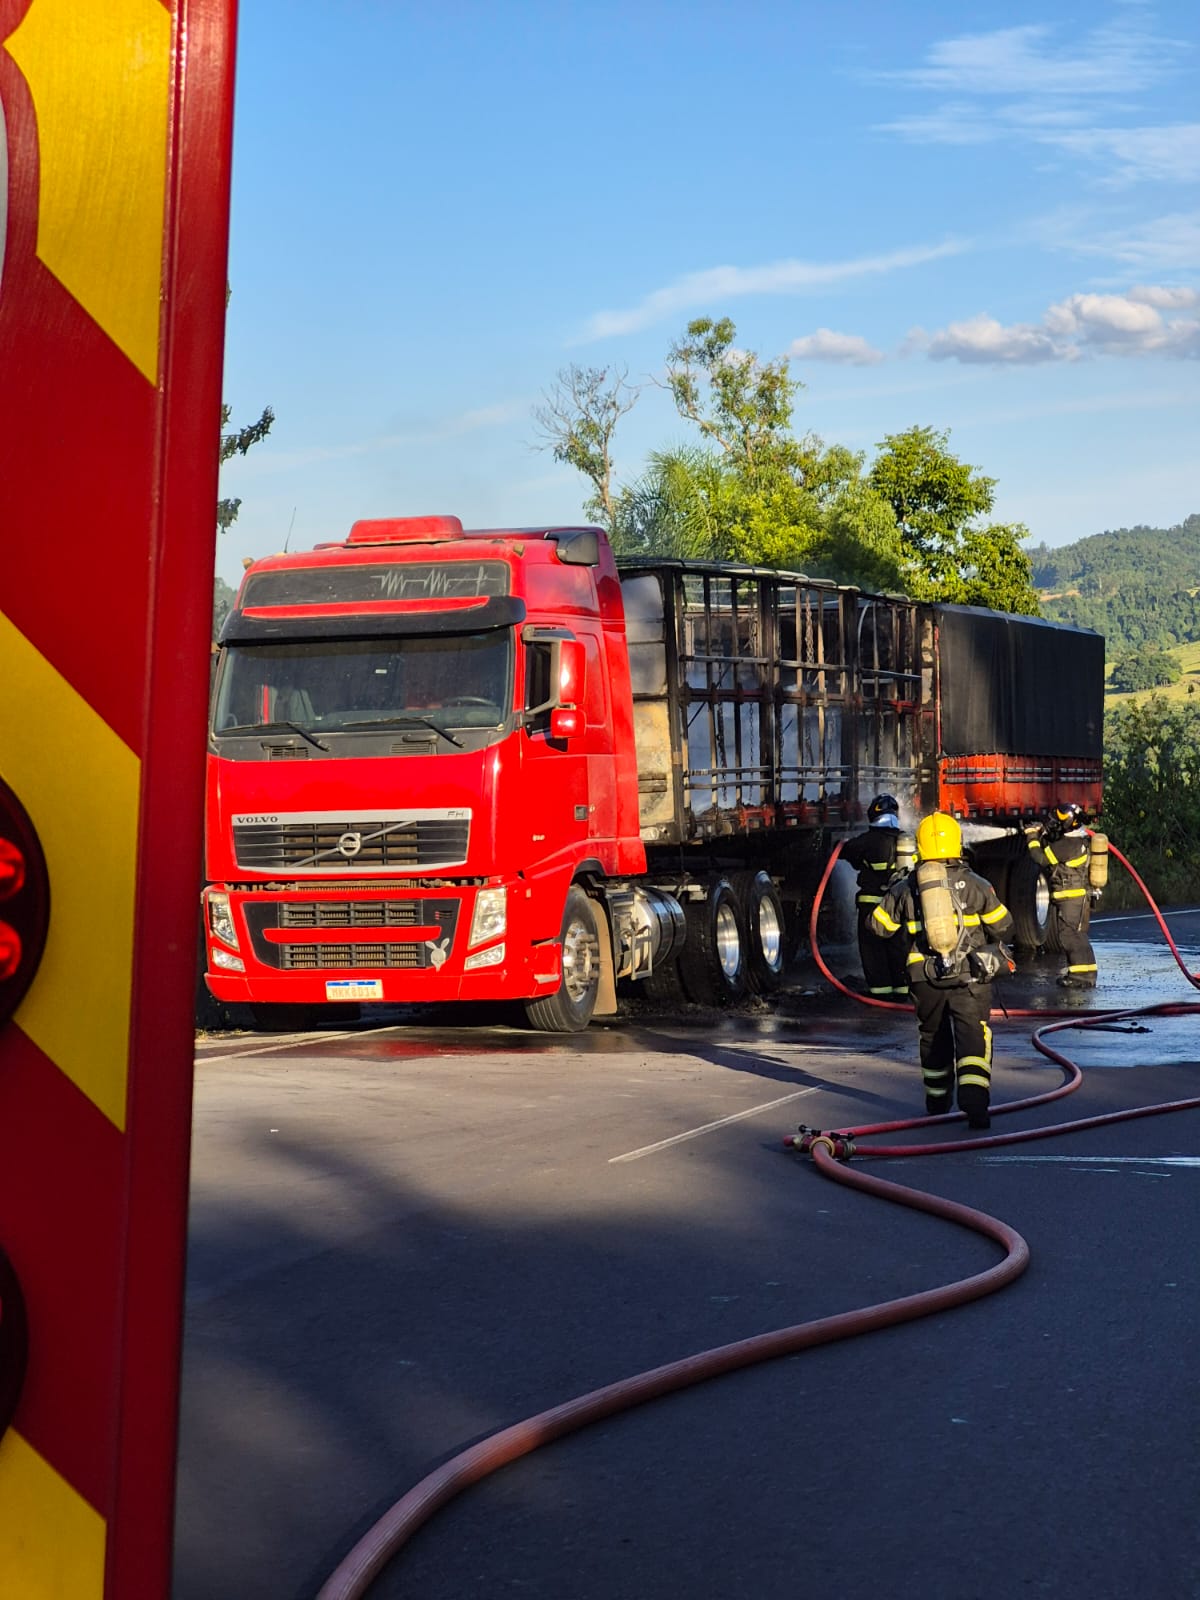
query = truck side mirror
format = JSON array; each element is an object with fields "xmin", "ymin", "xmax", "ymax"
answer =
[
  {"xmin": 522, "ymin": 629, "xmax": 586, "ymax": 736},
  {"xmin": 557, "ymin": 638, "xmax": 585, "ymax": 709}
]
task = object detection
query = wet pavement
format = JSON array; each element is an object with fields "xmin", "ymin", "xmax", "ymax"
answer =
[
  {"xmin": 179, "ymin": 905, "xmax": 1200, "ymax": 1600},
  {"xmin": 195, "ymin": 904, "xmax": 1200, "ymax": 1065}
]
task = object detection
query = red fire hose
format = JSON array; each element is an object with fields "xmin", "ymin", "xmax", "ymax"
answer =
[
  {"xmin": 807, "ymin": 834, "xmax": 1200, "ymax": 1015},
  {"xmin": 316, "ymin": 1156, "xmax": 1033, "ymax": 1600},
  {"xmin": 315, "ymin": 837, "xmax": 1199, "ymax": 1598}
]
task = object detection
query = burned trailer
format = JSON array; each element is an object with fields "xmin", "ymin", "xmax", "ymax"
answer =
[
  {"xmin": 617, "ymin": 561, "xmax": 1105, "ymax": 971},
  {"xmin": 931, "ymin": 603, "xmax": 1105, "ymax": 948},
  {"xmin": 617, "ymin": 561, "xmax": 929, "ymax": 980}
]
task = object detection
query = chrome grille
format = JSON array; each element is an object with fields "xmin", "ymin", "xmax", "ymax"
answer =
[
  {"xmin": 279, "ymin": 901, "xmax": 435, "ymax": 929},
  {"xmin": 244, "ymin": 896, "xmax": 460, "ymax": 972},
  {"xmin": 280, "ymin": 943, "xmax": 424, "ymax": 970},
  {"xmin": 233, "ymin": 814, "xmax": 469, "ymax": 872}
]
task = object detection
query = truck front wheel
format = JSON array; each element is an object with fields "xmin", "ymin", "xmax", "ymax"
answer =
[
  {"xmin": 524, "ymin": 887, "xmax": 601, "ymax": 1032},
  {"xmin": 678, "ymin": 879, "xmax": 747, "ymax": 1006}
]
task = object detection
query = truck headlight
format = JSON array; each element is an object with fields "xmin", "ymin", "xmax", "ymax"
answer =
[
  {"xmin": 464, "ymin": 943, "xmax": 504, "ymax": 970},
  {"xmin": 211, "ymin": 948, "xmax": 245, "ymax": 972},
  {"xmin": 207, "ymin": 892, "xmax": 239, "ymax": 949},
  {"xmin": 469, "ymin": 886, "xmax": 506, "ymax": 948}
]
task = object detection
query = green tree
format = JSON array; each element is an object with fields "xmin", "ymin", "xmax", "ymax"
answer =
[
  {"xmin": 1109, "ymin": 647, "xmax": 1182, "ymax": 692},
  {"xmin": 217, "ymin": 289, "xmax": 275, "ymax": 535},
  {"xmin": 661, "ymin": 319, "xmax": 906, "ymax": 587},
  {"xmin": 533, "ymin": 364, "xmax": 640, "ymax": 529},
  {"xmin": 532, "ymin": 320, "xmax": 1036, "ymax": 612},
  {"xmin": 217, "ymin": 401, "xmax": 275, "ymax": 535},
  {"xmin": 1104, "ymin": 696, "xmax": 1200, "ymax": 902},
  {"xmin": 868, "ymin": 425, "xmax": 1040, "ymax": 614},
  {"xmin": 664, "ymin": 317, "xmax": 802, "ymax": 488},
  {"xmin": 609, "ymin": 446, "xmax": 733, "ymax": 560}
]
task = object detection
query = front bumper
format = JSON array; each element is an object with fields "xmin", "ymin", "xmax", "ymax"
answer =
[{"xmin": 203, "ymin": 880, "xmax": 564, "ymax": 1005}]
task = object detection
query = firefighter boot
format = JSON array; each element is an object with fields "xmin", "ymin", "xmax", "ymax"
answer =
[
  {"xmin": 958, "ymin": 1088, "xmax": 990, "ymax": 1131},
  {"xmin": 925, "ymin": 1095, "xmax": 952, "ymax": 1117}
]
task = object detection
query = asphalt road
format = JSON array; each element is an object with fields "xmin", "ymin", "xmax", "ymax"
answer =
[{"xmin": 174, "ymin": 910, "xmax": 1200, "ymax": 1600}]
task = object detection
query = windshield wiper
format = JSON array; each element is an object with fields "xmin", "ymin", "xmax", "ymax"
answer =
[
  {"xmin": 340, "ymin": 715, "xmax": 464, "ymax": 748},
  {"xmin": 218, "ymin": 720, "xmax": 330, "ymax": 751}
]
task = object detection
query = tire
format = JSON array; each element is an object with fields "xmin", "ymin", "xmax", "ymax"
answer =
[
  {"xmin": 733, "ymin": 870, "xmax": 786, "ymax": 994},
  {"xmin": 638, "ymin": 948, "xmax": 689, "ymax": 1005},
  {"xmin": 677, "ymin": 878, "xmax": 747, "ymax": 1006},
  {"xmin": 1007, "ymin": 853, "xmax": 1056, "ymax": 951},
  {"xmin": 976, "ymin": 856, "xmax": 1011, "ymax": 908},
  {"xmin": 524, "ymin": 886, "xmax": 601, "ymax": 1032}
]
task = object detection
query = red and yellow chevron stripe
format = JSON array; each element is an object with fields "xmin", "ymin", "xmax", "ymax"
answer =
[{"xmin": 0, "ymin": 2, "xmax": 235, "ymax": 1595}]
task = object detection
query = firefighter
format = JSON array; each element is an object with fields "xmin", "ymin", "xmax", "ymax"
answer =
[
  {"xmin": 870, "ymin": 811, "xmax": 1014, "ymax": 1129},
  {"xmin": 840, "ymin": 794, "xmax": 910, "ymax": 998},
  {"xmin": 1024, "ymin": 802, "xmax": 1099, "ymax": 988}
]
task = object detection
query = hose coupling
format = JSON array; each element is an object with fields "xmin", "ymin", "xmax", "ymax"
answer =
[{"xmin": 786, "ymin": 1125, "xmax": 856, "ymax": 1162}]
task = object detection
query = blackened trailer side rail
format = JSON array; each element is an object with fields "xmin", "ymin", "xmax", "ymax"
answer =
[{"xmin": 618, "ymin": 560, "xmax": 1104, "ymax": 852}]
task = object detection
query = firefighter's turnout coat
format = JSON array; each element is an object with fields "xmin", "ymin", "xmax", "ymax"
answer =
[
  {"xmin": 870, "ymin": 861, "xmax": 1014, "ymax": 1120},
  {"xmin": 841, "ymin": 824, "xmax": 908, "ymax": 997},
  {"xmin": 1025, "ymin": 825, "xmax": 1098, "ymax": 984}
]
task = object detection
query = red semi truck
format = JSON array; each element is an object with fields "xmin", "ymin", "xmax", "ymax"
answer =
[{"xmin": 202, "ymin": 516, "xmax": 1104, "ymax": 1029}]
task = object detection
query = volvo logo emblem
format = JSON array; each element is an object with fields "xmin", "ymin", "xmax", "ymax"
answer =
[{"xmin": 337, "ymin": 831, "xmax": 364, "ymax": 859}]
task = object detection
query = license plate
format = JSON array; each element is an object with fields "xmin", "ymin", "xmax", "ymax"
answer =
[{"xmin": 325, "ymin": 979, "xmax": 383, "ymax": 1002}]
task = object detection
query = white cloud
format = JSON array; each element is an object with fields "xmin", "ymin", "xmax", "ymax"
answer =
[
  {"xmin": 577, "ymin": 240, "xmax": 967, "ymax": 340},
  {"xmin": 1045, "ymin": 291, "xmax": 1162, "ymax": 341},
  {"xmin": 440, "ymin": 400, "xmax": 529, "ymax": 435},
  {"xmin": 1051, "ymin": 122, "xmax": 1200, "ymax": 185},
  {"xmin": 884, "ymin": 18, "xmax": 1178, "ymax": 99},
  {"xmin": 926, "ymin": 313, "xmax": 1068, "ymax": 365},
  {"xmin": 923, "ymin": 286, "xmax": 1200, "ymax": 364},
  {"xmin": 875, "ymin": 13, "xmax": 1196, "ymax": 185},
  {"xmin": 876, "ymin": 104, "xmax": 997, "ymax": 146},
  {"xmin": 1057, "ymin": 210, "xmax": 1200, "ymax": 271},
  {"xmin": 787, "ymin": 329, "xmax": 884, "ymax": 366},
  {"xmin": 223, "ymin": 400, "xmax": 527, "ymax": 477},
  {"xmin": 1128, "ymin": 284, "xmax": 1200, "ymax": 310}
]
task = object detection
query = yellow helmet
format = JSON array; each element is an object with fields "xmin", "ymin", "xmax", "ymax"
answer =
[{"xmin": 916, "ymin": 811, "xmax": 962, "ymax": 862}]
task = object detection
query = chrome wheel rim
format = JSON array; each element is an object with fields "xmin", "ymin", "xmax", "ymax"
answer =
[
  {"xmin": 562, "ymin": 917, "xmax": 599, "ymax": 1002},
  {"xmin": 715, "ymin": 902, "xmax": 741, "ymax": 980},
  {"xmin": 756, "ymin": 897, "xmax": 784, "ymax": 972}
]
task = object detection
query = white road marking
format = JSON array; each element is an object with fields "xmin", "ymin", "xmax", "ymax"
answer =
[
  {"xmin": 609, "ymin": 1086, "xmax": 822, "ymax": 1164},
  {"xmin": 981, "ymin": 1155, "xmax": 1200, "ymax": 1168},
  {"xmin": 196, "ymin": 1028, "xmax": 364, "ymax": 1064},
  {"xmin": 1096, "ymin": 909, "xmax": 1199, "ymax": 925}
]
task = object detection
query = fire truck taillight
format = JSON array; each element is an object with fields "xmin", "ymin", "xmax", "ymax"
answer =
[{"xmin": 0, "ymin": 778, "xmax": 49, "ymax": 1026}]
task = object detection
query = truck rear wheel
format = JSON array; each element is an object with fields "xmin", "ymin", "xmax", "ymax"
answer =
[
  {"xmin": 524, "ymin": 886, "xmax": 601, "ymax": 1032},
  {"xmin": 734, "ymin": 870, "xmax": 786, "ymax": 993},
  {"xmin": 678, "ymin": 878, "xmax": 747, "ymax": 1006},
  {"xmin": 1007, "ymin": 854, "xmax": 1057, "ymax": 951}
]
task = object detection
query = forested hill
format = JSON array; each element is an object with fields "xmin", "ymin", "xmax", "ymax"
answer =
[{"xmin": 1026, "ymin": 513, "xmax": 1200, "ymax": 652}]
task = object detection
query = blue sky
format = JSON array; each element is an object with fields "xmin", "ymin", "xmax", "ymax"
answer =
[{"xmin": 216, "ymin": 0, "xmax": 1199, "ymax": 586}]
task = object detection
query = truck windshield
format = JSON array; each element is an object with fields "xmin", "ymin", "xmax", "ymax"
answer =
[{"xmin": 212, "ymin": 631, "xmax": 512, "ymax": 740}]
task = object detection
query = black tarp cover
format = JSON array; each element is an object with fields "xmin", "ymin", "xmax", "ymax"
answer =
[{"xmin": 936, "ymin": 605, "xmax": 1104, "ymax": 758}]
